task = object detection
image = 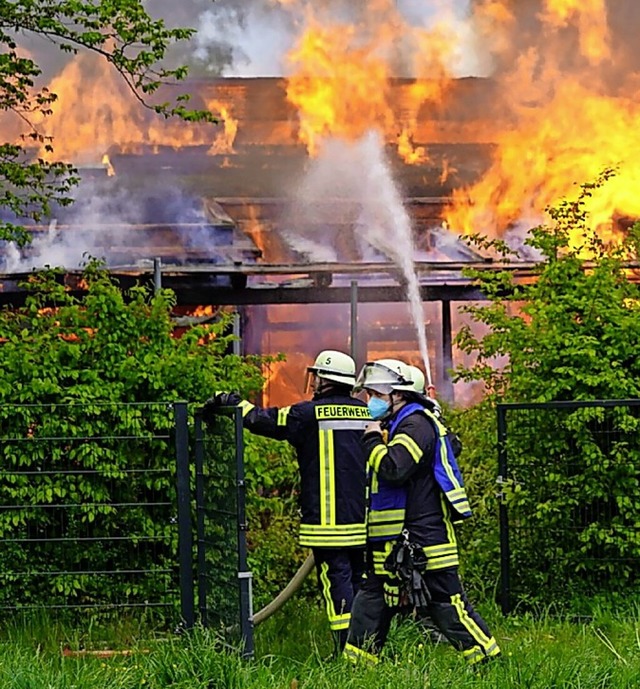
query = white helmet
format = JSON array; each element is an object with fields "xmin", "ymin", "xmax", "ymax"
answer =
[
  {"xmin": 307, "ymin": 350, "xmax": 356, "ymax": 386},
  {"xmin": 355, "ymin": 358, "xmax": 415, "ymax": 394},
  {"xmin": 406, "ymin": 365, "xmax": 426, "ymax": 394},
  {"xmin": 406, "ymin": 364, "xmax": 443, "ymax": 416}
]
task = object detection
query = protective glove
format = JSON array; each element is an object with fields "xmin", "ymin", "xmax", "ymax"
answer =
[
  {"xmin": 447, "ymin": 430, "xmax": 463, "ymax": 458},
  {"xmin": 409, "ymin": 569, "xmax": 431, "ymax": 610},
  {"xmin": 202, "ymin": 392, "xmax": 242, "ymax": 423}
]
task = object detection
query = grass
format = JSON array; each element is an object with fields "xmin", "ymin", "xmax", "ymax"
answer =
[{"xmin": 0, "ymin": 599, "xmax": 639, "ymax": 688}]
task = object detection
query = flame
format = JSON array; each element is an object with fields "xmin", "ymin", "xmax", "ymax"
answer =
[
  {"xmin": 541, "ymin": 0, "xmax": 611, "ymax": 64},
  {"xmin": 33, "ymin": 51, "xmax": 216, "ymax": 164},
  {"xmin": 101, "ymin": 154, "xmax": 116, "ymax": 177},
  {"xmin": 285, "ymin": 22, "xmax": 392, "ymax": 157},
  {"xmin": 262, "ymin": 356, "xmax": 307, "ymax": 407},
  {"xmin": 397, "ymin": 129, "xmax": 428, "ymax": 166},
  {"xmin": 207, "ymin": 101, "xmax": 238, "ymax": 155},
  {"xmin": 282, "ymin": 0, "xmax": 456, "ymax": 162},
  {"xmin": 190, "ymin": 305, "xmax": 216, "ymax": 318},
  {"xmin": 442, "ymin": 0, "xmax": 640, "ymax": 243}
]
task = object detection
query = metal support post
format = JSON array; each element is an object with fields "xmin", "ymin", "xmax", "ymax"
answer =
[
  {"xmin": 174, "ymin": 401, "xmax": 195, "ymax": 629},
  {"xmin": 232, "ymin": 310, "xmax": 242, "ymax": 356},
  {"xmin": 235, "ymin": 406, "xmax": 254, "ymax": 657},
  {"xmin": 350, "ymin": 280, "xmax": 358, "ymax": 365},
  {"xmin": 441, "ymin": 300, "xmax": 454, "ymax": 403},
  {"xmin": 497, "ymin": 405, "xmax": 511, "ymax": 615},
  {"xmin": 194, "ymin": 412, "xmax": 208, "ymax": 627},
  {"xmin": 153, "ymin": 257, "xmax": 162, "ymax": 294}
]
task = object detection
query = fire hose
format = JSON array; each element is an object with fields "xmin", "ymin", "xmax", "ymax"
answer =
[{"xmin": 251, "ymin": 553, "xmax": 315, "ymax": 626}]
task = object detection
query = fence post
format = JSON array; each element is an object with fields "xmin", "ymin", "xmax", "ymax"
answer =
[
  {"xmin": 174, "ymin": 401, "xmax": 195, "ymax": 629},
  {"xmin": 194, "ymin": 411, "xmax": 208, "ymax": 627},
  {"xmin": 234, "ymin": 406, "xmax": 254, "ymax": 658},
  {"xmin": 497, "ymin": 404, "xmax": 511, "ymax": 615}
]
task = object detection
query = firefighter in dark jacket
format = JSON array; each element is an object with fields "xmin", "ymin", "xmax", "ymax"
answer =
[
  {"xmin": 343, "ymin": 358, "xmax": 501, "ymax": 667},
  {"xmin": 203, "ymin": 349, "xmax": 370, "ymax": 651}
]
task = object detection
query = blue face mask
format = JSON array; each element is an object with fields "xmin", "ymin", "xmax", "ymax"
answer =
[{"xmin": 368, "ymin": 396, "xmax": 390, "ymax": 420}]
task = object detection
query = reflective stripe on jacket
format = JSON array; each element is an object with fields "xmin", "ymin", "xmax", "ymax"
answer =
[
  {"xmin": 364, "ymin": 402, "xmax": 471, "ymax": 561},
  {"xmin": 237, "ymin": 390, "xmax": 370, "ymax": 548}
]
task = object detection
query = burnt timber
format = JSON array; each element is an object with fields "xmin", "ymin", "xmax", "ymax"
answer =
[{"xmin": 0, "ymin": 261, "xmax": 540, "ymax": 308}]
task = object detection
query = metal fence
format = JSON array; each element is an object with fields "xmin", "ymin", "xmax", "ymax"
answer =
[
  {"xmin": 6, "ymin": 396, "xmax": 640, "ymax": 641},
  {"xmin": 194, "ymin": 408, "xmax": 253, "ymax": 656},
  {"xmin": 0, "ymin": 401, "xmax": 253, "ymax": 654},
  {"xmin": 0, "ymin": 401, "xmax": 186, "ymax": 620},
  {"xmin": 497, "ymin": 399, "xmax": 640, "ymax": 614}
]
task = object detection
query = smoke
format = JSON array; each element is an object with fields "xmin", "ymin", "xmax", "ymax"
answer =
[
  {"xmin": 0, "ymin": 175, "xmax": 235, "ymax": 272},
  {"xmin": 194, "ymin": 2, "xmax": 297, "ymax": 76},
  {"xmin": 194, "ymin": 0, "xmax": 482, "ymax": 77},
  {"xmin": 468, "ymin": 0, "xmax": 640, "ymax": 91},
  {"xmin": 283, "ymin": 130, "xmax": 433, "ymax": 378},
  {"xmin": 1, "ymin": 177, "xmax": 146, "ymax": 273},
  {"xmin": 12, "ymin": 0, "xmax": 215, "ymax": 82}
]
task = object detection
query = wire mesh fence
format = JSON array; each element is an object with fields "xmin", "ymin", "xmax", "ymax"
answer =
[
  {"xmin": 497, "ymin": 399, "xmax": 640, "ymax": 614},
  {"xmin": 0, "ymin": 400, "xmax": 253, "ymax": 652},
  {"xmin": 0, "ymin": 401, "xmax": 183, "ymax": 624},
  {"xmin": 5, "ymin": 395, "xmax": 639, "ymax": 637},
  {"xmin": 195, "ymin": 408, "xmax": 253, "ymax": 656}
]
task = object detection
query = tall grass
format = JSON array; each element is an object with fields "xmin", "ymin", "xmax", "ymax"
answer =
[{"xmin": 0, "ymin": 600, "xmax": 638, "ymax": 688}]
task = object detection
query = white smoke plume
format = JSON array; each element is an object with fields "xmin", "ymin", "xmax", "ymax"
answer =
[
  {"xmin": 0, "ymin": 175, "xmax": 233, "ymax": 272},
  {"xmin": 194, "ymin": 0, "xmax": 481, "ymax": 77}
]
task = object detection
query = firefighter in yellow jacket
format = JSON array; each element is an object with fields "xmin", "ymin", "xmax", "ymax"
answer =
[
  {"xmin": 203, "ymin": 350, "xmax": 370, "ymax": 652},
  {"xmin": 344, "ymin": 358, "xmax": 501, "ymax": 667}
]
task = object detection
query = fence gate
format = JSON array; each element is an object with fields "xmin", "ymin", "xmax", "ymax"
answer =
[
  {"xmin": 193, "ymin": 407, "xmax": 253, "ymax": 656},
  {"xmin": 497, "ymin": 399, "xmax": 640, "ymax": 614}
]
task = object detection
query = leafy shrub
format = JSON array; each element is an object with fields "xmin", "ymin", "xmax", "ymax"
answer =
[
  {"xmin": 453, "ymin": 173, "xmax": 640, "ymax": 608},
  {"xmin": 0, "ymin": 261, "xmax": 267, "ymax": 615}
]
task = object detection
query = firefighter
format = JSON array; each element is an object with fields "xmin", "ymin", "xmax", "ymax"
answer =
[
  {"xmin": 202, "ymin": 349, "xmax": 370, "ymax": 652},
  {"xmin": 343, "ymin": 358, "xmax": 500, "ymax": 667}
]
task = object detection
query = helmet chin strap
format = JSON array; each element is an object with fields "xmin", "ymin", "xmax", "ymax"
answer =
[
  {"xmin": 315, "ymin": 378, "xmax": 341, "ymax": 395},
  {"xmin": 315, "ymin": 378, "xmax": 329, "ymax": 393}
]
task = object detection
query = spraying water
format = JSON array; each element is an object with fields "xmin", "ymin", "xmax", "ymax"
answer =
[
  {"xmin": 292, "ymin": 130, "xmax": 434, "ymax": 391},
  {"xmin": 355, "ymin": 131, "xmax": 434, "ymax": 392}
]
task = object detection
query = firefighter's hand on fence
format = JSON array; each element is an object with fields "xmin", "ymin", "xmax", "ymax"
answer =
[{"xmin": 202, "ymin": 392, "xmax": 242, "ymax": 422}]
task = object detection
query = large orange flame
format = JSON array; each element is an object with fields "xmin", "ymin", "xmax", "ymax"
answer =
[
  {"xmin": 443, "ymin": 0, "xmax": 638, "ymax": 240},
  {"xmin": 33, "ymin": 52, "xmax": 218, "ymax": 163},
  {"xmin": 541, "ymin": 0, "xmax": 611, "ymax": 64},
  {"xmin": 6, "ymin": 0, "xmax": 638, "ymax": 249},
  {"xmin": 282, "ymin": 0, "xmax": 456, "ymax": 163}
]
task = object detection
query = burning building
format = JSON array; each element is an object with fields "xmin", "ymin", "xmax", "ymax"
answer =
[{"xmin": 2, "ymin": 0, "xmax": 639, "ymax": 406}]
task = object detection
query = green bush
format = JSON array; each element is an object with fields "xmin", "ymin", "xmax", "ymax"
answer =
[
  {"xmin": 0, "ymin": 261, "xmax": 267, "ymax": 614},
  {"xmin": 452, "ymin": 173, "xmax": 640, "ymax": 608}
]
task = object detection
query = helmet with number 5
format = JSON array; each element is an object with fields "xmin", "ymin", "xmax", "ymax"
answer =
[{"xmin": 306, "ymin": 349, "xmax": 357, "ymax": 386}]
